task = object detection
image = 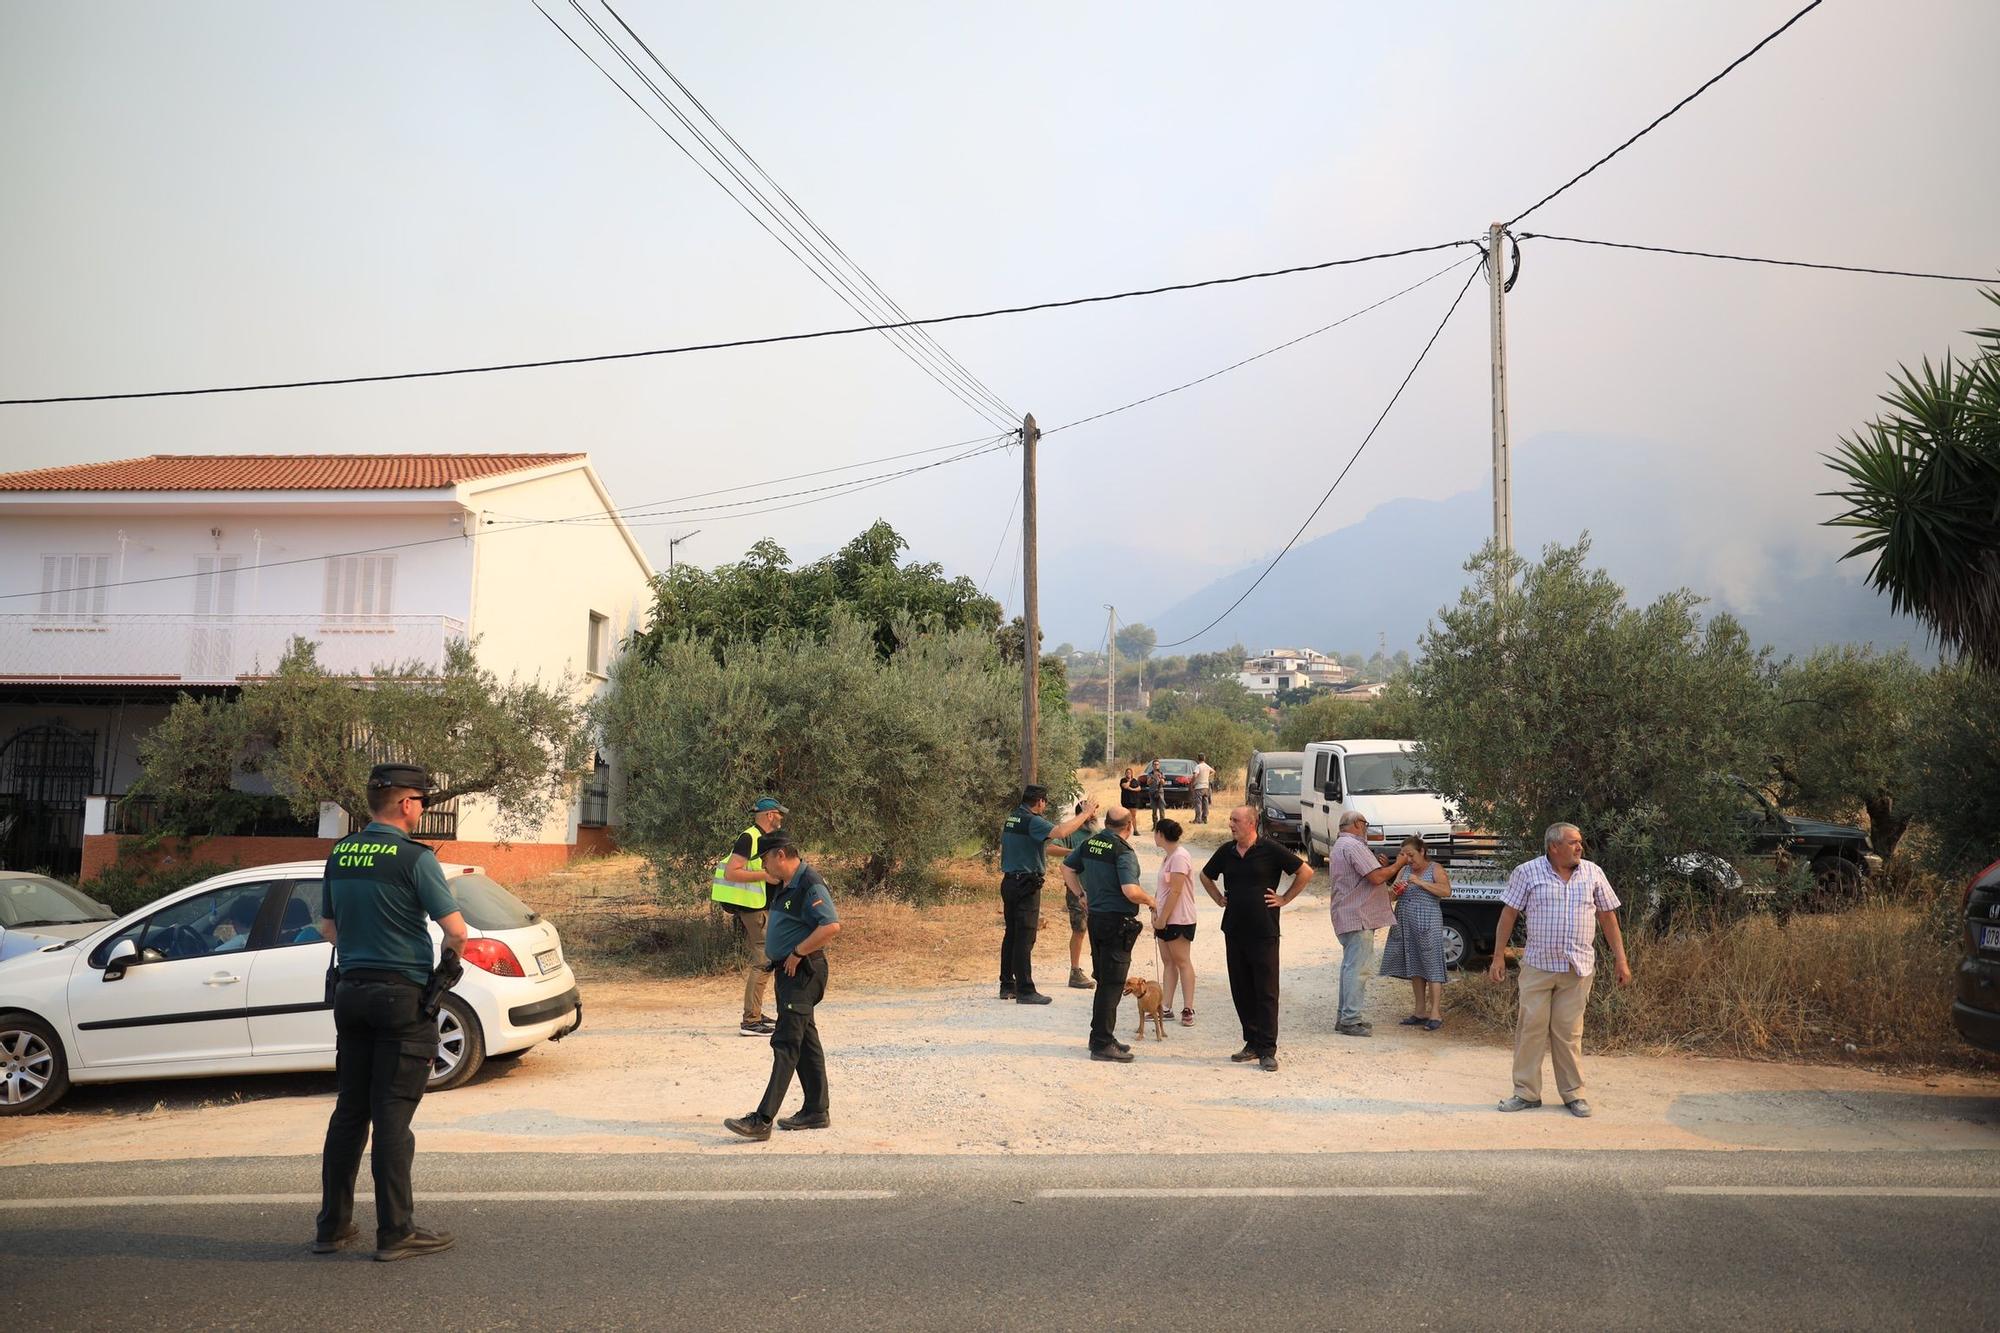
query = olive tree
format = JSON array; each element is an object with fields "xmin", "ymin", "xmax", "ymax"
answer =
[
  {"xmin": 1409, "ymin": 540, "xmax": 1771, "ymax": 906},
  {"xmin": 1768, "ymin": 646, "xmax": 1927, "ymax": 862}
]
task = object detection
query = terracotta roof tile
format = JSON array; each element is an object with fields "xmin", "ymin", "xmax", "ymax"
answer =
[{"xmin": 0, "ymin": 453, "xmax": 585, "ymax": 492}]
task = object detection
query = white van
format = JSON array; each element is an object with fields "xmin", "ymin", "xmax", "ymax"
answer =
[{"xmin": 1298, "ymin": 739, "xmax": 1456, "ymax": 866}]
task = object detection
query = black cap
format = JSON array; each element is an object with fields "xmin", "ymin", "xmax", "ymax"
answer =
[
  {"xmin": 367, "ymin": 763, "xmax": 435, "ymax": 793},
  {"xmin": 758, "ymin": 829, "xmax": 797, "ymax": 856},
  {"xmin": 1021, "ymin": 784, "xmax": 1048, "ymax": 805}
]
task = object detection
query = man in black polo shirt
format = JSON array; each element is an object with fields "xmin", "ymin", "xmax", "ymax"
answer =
[{"xmin": 1200, "ymin": 804, "xmax": 1313, "ymax": 1071}]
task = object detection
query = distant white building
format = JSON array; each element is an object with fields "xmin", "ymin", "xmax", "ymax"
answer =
[
  {"xmin": 0, "ymin": 452, "xmax": 653, "ymax": 876},
  {"xmin": 1236, "ymin": 646, "xmax": 1348, "ymax": 698}
]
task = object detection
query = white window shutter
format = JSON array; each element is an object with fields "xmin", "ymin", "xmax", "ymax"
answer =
[
  {"xmin": 374, "ymin": 556, "xmax": 395, "ymax": 616},
  {"xmin": 88, "ymin": 555, "xmax": 109, "ymax": 614},
  {"xmin": 324, "ymin": 558, "xmax": 344, "ymax": 616}
]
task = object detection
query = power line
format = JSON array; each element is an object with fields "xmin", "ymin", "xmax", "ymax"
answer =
[
  {"xmin": 1518, "ymin": 231, "xmax": 1996, "ymax": 285},
  {"xmin": 0, "ymin": 239, "xmax": 1476, "ymax": 406},
  {"xmin": 1508, "ymin": 0, "xmax": 1825, "ymax": 226},
  {"xmin": 981, "ymin": 479, "xmax": 1024, "ymax": 593},
  {"xmin": 540, "ymin": 2, "xmax": 1016, "ymax": 431},
  {"xmin": 1042, "ymin": 254, "xmax": 1476, "ymax": 437},
  {"xmin": 597, "ymin": 0, "xmax": 1020, "ymax": 427},
  {"xmin": 1154, "ymin": 264, "xmax": 1483, "ymax": 651}
]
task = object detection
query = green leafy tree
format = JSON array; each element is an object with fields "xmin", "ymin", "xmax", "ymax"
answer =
[
  {"xmin": 132, "ymin": 638, "xmax": 591, "ymax": 836},
  {"xmin": 1115, "ymin": 622, "xmax": 1158, "ymax": 662},
  {"xmin": 1824, "ymin": 290, "xmax": 2000, "ymax": 671},
  {"xmin": 1121, "ymin": 706, "xmax": 1257, "ymax": 791},
  {"xmin": 1409, "ymin": 540, "xmax": 1770, "ymax": 906},
  {"xmin": 598, "ymin": 612, "xmax": 1079, "ymax": 890},
  {"xmin": 1276, "ymin": 681, "xmax": 1421, "ymax": 750},
  {"xmin": 1905, "ymin": 662, "xmax": 2000, "ymax": 875},
  {"xmin": 633, "ymin": 520, "xmax": 1001, "ymax": 662},
  {"xmin": 1768, "ymin": 646, "xmax": 1927, "ymax": 861}
]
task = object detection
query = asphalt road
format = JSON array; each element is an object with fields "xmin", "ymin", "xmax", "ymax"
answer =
[{"xmin": 4, "ymin": 1150, "xmax": 1996, "ymax": 1330}]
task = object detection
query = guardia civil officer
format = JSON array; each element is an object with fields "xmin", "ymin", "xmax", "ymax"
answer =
[
  {"xmin": 712, "ymin": 796, "xmax": 789, "ymax": 1036},
  {"xmin": 997, "ymin": 785, "xmax": 1099, "ymax": 1004},
  {"xmin": 725, "ymin": 829, "xmax": 841, "ymax": 1140},
  {"xmin": 1060, "ymin": 806, "xmax": 1156, "ymax": 1062},
  {"xmin": 314, "ymin": 764, "xmax": 468, "ymax": 1262}
]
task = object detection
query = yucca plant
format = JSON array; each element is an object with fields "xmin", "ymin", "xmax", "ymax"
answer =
[{"xmin": 1824, "ymin": 289, "xmax": 2000, "ymax": 671}]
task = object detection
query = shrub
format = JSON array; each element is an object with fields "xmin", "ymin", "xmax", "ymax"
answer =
[{"xmin": 88, "ymin": 853, "xmax": 239, "ymax": 917}]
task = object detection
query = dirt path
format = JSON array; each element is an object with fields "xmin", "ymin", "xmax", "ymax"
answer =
[{"xmin": 4, "ymin": 841, "xmax": 1995, "ymax": 1166}]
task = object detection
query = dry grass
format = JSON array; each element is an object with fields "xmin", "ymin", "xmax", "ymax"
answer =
[
  {"xmin": 1446, "ymin": 897, "xmax": 1999, "ymax": 1072},
  {"xmin": 514, "ymin": 852, "xmax": 1010, "ymax": 985}
]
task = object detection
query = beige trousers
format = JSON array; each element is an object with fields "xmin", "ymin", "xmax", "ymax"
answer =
[
  {"xmin": 737, "ymin": 909, "xmax": 773, "ymax": 1024},
  {"xmin": 1512, "ymin": 963, "xmax": 1593, "ymax": 1102}
]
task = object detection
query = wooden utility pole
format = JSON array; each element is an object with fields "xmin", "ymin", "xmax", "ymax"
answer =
[
  {"xmin": 1103, "ymin": 604, "xmax": 1117, "ymax": 770},
  {"xmin": 1020, "ymin": 414, "xmax": 1041, "ymax": 787},
  {"xmin": 1486, "ymin": 222, "xmax": 1515, "ymax": 565}
]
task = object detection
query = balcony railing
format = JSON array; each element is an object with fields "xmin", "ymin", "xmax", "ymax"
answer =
[{"xmin": 0, "ymin": 614, "xmax": 467, "ymax": 685}]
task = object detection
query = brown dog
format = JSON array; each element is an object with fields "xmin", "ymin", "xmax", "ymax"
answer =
[{"xmin": 1124, "ymin": 976, "xmax": 1167, "ymax": 1041}]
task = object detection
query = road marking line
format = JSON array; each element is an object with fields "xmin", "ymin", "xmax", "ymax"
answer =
[
  {"xmin": 1662, "ymin": 1186, "xmax": 2000, "ymax": 1199},
  {"xmin": 0, "ymin": 1189, "xmax": 896, "ymax": 1211},
  {"xmin": 1036, "ymin": 1187, "xmax": 1475, "ymax": 1199}
]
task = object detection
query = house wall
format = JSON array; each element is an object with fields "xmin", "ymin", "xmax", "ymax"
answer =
[
  {"xmin": 458, "ymin": 468, "xmax": 652, "ymax": 844},
  {"xmin": 0, "ymin": 510, "xmax": 475, "ymax": 629}
]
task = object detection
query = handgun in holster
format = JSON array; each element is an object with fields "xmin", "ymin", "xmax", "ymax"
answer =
[{"xmin": 421, "ymin": 950, "xmax": 464, "ymax": 1019}]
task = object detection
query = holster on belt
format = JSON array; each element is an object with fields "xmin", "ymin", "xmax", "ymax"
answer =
[{"xmin": 420, "ymin": 950, "xmax": 464, "ymax": 1019}]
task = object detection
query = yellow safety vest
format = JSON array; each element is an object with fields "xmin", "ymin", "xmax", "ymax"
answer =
[{"xmin": 710, "ymin": 825, "xmax": 767, "ymax": 909}]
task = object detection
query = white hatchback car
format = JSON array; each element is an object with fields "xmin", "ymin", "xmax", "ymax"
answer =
[{"xmin": 0, "ymin": 860, "xmax": 581, "ymax": 1115}]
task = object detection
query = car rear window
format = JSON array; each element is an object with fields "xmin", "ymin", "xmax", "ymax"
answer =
[{"xmin": 449, "ymin": 872, "xmax": 540, "ymax": 930}]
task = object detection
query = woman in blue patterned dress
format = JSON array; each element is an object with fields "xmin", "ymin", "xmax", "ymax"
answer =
[{"xmin": 1379, "ymin": 835, "xmax": 1453, "ymax": 1030}]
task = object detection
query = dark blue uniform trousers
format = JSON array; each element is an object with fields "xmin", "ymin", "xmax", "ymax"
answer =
[{"xmin": 318, "ymin": 973, "xmax": 433, "ymax": 1248}]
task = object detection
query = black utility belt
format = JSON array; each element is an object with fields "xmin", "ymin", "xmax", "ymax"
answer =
[{"xmin": 340, "ymin": 968, "xmax": 423, "ymax": 987}]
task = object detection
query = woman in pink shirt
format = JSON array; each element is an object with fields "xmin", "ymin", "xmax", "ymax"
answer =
[{"xmin": 1152, "ymin": 817, "xmax": 1198, "ymax": 1026}]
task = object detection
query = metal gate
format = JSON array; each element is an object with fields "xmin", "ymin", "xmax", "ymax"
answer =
[{"xmin": 0, "ymin": 724, "xmax": 98, "ymax": 876}]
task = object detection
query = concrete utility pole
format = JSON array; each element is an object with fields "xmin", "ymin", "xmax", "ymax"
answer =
[
  {"xmin": 1486, "ymin": 222, "xmax": 1514, "ymax": 566},
  {"xmin": 1104, "ymin": 604, "xmax": 1117, "ymax": 771},
  {"xmin": 1020, "ymin": 414, "xmax": 1040, "ymax": 788}
]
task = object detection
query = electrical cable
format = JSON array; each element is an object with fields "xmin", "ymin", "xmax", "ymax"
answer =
[
  {"xmin": 1517, "ymin": 231, "xmax": 1995, "ymax": 284},
  {"xmin": 981, "ymin": 479, "xmax": 1024, "ymax": 593},
  {"xmin": 1153, "ymin": 263, "xmax": 1483, "ymax": 650},
  {"xmin": 0, "ymin": 238, "xmax": 1476, "ymax": 406},
  {"xmin": 1508, "ymin": 0, "xmax": 1825, "ymax": 226},
  {"xmin": 1042, "ymin": 254, "xmax": 1476, "ymax": 437},
  {"xmin": 598, "ymin": 0, "xmax": 1021, "ymax": 427},
  {"xmin": 545, "ymin": 2, "xmax": 1016, "ymax": 431}
]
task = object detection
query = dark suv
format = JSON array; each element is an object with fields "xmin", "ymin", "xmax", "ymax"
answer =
[
  {"xmin": 1732, "ymin": 780, "xmax": 1871, "ymax": 895},
  {"xmin": 1953, "ymin": 858, "xmax": 2000, "ymax": 1053}
]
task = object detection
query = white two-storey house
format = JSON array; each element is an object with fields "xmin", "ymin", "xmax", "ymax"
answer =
[{"xmin": 0, "ymin": 453, "xmax": 653, "ymax": 876}]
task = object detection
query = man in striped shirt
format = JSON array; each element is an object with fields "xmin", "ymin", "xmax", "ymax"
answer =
[{"xmin": 1488, "ymin": 822, "xmax": 1632, "ymax": 1118}]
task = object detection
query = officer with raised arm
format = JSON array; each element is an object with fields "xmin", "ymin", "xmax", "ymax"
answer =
[{"xmin": 314, "ymin": 764, "xmax": 468, "ymax": 1263}]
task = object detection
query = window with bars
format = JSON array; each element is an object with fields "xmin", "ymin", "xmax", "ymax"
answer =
[
  {"xmin": 38, "ymin": 554, "xmax": 112, "ymax": 618},
  {"xmin": 323, "ymin": 554, "xmax": 395, "ymax": 621}
]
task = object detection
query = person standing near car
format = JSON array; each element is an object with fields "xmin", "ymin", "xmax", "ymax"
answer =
[
  {"xmin": 1147, "ymin": 759, "xmax": 1168, "ymax": 830},
  {"xmin": 1191, "ymin": 754, "xmax": 1215, "ymax": 825},
  {"xmin": 1061, "ymin": 807, "xmax": 1156, "ymax": 1062},
  {"xmin": 712, "ymin": 797, "xmax": 788, "ymax": 1036},
  {"xmin": 726, "ymin": 830, "xmax": 841, "ymax": 1140},
  {"xmin": 1328, "ymin": 810, "xmax": 1408, "ymax": 1037},
  {"xmin": 1489, "ymin": 822, "xmax": 1632, "ymax": 1118},
  {"xmin": 1199, "ymin": 805, "xmax": 1312, "ymax": 1071},
  {"xmin": 315, "ymin": 764, "xmax": 468, "ymax": 1263},
  {"xmin": 997, "ymin": 786, "xmax": 1098, "ymax": 1004}
]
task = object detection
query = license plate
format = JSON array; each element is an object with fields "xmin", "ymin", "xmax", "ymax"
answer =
[
  {"xmin": 1982, "ymin": 927, "xmax": 2000, "ymax": 952},
  {"xmin": 536, "ymin": 948, "xmax": 561, "ymax": 975}
]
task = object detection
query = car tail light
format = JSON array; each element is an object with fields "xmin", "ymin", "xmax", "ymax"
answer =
[
  {"xmin": 461, "ymin": 937, "xmax": 525, "ymax": 977},
  {"xmin": 1968, "ymin": 859, "xmax": 2000, "ymax": 909}
]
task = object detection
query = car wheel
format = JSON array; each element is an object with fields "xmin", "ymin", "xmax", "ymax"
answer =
[
  {"xmin": 0, "ymin": 1012, "xmax": 69, "ymax": 1116},
  {"xmin": 427, "ymin": 995, "xmax": 486, "ymax": 1092},
  {"xmin": 1306, "ymin": 831, "xmax": 1328, "ymax": 868},
  {"xmin": 1439, "ymin": 917, "xmax": 1470, "ymax": 970},
  {"xmin": 1810, "ymin": 855, "xmax": 1863, "ymax": 901}
]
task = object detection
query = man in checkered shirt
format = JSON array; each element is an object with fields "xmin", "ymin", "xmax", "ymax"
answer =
[{"xmin": 1487, "ymin": 822, "xmax": 1632, "ymax": 1118}]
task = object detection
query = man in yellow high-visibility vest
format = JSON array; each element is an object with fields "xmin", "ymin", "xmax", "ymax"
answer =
[{"xmin": 713, "ymin": 796, "xmax": 788, "ymax": 1035}]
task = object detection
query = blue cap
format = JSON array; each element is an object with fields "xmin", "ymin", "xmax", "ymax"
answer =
[{"xmin": 752, "ymin": 796, "xmax": 788, "ymax": 814}]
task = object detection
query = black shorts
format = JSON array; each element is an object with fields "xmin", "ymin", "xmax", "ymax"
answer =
[{"xmin": 1154, "ymin": 923, "xmax": 1197, "ymax": 942}]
